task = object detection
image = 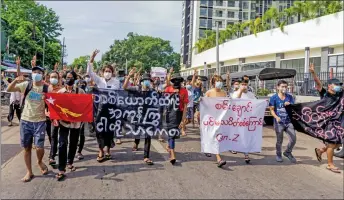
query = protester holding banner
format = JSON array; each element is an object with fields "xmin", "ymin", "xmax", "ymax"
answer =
[
  {"xmin": 123, "ymin": 68, "xmax": 155, "ymax": 165},
  {"xmin": 231, "ymin": 79, "xmax": 257, "ymax": 163},
  {"xmin": 269, "ymin": 80, "xmax": 297, "ymax": 163},
  {"xmin": 308, "ymin": 63, "xmax": 343, "ymax": 173},
  {"xmin": 6, "ymin": 63, "xmax": 49, "ymax": 182},
  {"xmin": 46, "ymin": 71, "xmax": 62, "ymax": 166},
  {"xmin": 87, "ymin": 49, "xmax": 117, "ymax": 162},
  {"xmin": 165, "ymin": 72, "xmax": 188, "ymax": 164},
  {"xmin": 54, "ymin": 70, "xmax": 85, "ymax": 180},
  {"xmin": 201, "ymin": 75, "xmax": 227, "ymax": 168}
]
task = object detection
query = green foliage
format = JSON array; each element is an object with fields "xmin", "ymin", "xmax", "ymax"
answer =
[
  {"xmin": 1, "ymin": 0, "xmax": 63, "ymax": 69},
  {"xmin": 194, "ymin": 0, "xmax": 343, "ymax": 54},
  {"xmin": 257, "ymin": 88, "xmax": 271, "ymax": 97},
  {"xmin": 101, "ymin": 32, "xmax": 181, "ymax": 73},
  {"xmin": 71, "ymin": 55, "xmax": 90, "ymax": 70}
]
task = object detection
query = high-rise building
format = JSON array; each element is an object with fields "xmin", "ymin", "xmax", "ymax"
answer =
[{"xmin": 180, "ymin": 0, "xmax": 297, "ymax": 68}]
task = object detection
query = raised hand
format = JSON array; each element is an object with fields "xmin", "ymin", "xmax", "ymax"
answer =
[
  {"xmin": 15, "ymin": 75, "xmax": 25, "ymax": 82},
  {"xmin": 31, "ymin": 55, "xmax": 37, "ymax": 68},
  {"xmin": 169, "ymin": 67, "xmax": 174, "ymax": 74},
  {"xmin": 309, "ymin": 63, "xmax": 315, "ymax": 74},
  {"xmin": 226, "ymin": 70, "xmax": 230, "ymax": 77},
  {"xmin": 129, "ymin": 67, "xmax": 136, "ymax": 76},
  {"xmin": 90, "ymin": 49, "xmax": 100, "ymax": 63},
  {"xmin": 54, "ymin": 62, "xmax": 59, "ymax": 71},
  {"xmin": 194, "ymin": 69, "xmax": 198, "ymax": 76},
  {"xmin": 16, "ymin": 56, "xmax": 21, "ymax": 66}
]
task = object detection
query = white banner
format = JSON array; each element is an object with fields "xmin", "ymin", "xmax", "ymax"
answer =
[{"xmin": 200, "ymin": 98, "xmax": 267, "ymax": 154}]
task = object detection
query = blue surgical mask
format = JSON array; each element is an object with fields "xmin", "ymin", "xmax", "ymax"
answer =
[
  {"xmin": 215, "ymin": 81, "xmax": 223, "ymax": 89},
  {"xmin": 50, "ymin": 78, "xmax": 58, "ymax": 85},
  {"xmin": 333, "ymin": 85, "xmax": 342, "ymax": 93},
  {"xmin": 186, "ymin": 85, "xmax": 192, "ymax": 90},
  {"xmin": 143, "ymin": 80, "xmax": 150, "ymax": 87},
  {"xmin": 32, "ymin": 73, "xmax": 42, "ymax": 82}
]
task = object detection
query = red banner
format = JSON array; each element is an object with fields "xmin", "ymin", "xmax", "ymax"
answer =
[{"xmin": 45, "ymin": 93, "xmax": 93, "ymax": 122}]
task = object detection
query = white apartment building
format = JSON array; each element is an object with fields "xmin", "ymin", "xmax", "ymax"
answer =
[
  {"xmin": 180, "ymin": 11, "xmax": 344, "ymax": 80},
  {"xmin": 180, "ymin": 0, "xmax": 296, "ymax": 68}
]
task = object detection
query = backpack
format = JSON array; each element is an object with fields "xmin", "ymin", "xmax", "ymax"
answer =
[{"xmin": 21, "ymin": 81, "xmax": 49, "ymax": 113}]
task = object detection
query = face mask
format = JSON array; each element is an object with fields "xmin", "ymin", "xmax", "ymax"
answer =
[
  {"xmin": 333, "ymin": 85, "xmax": 342, "ymax": 93},
  {"xmin": 186, "ymin": 85, "xmax": 192, "ymax": 90},
  {"xmin": 143, "ymin": 80, "xmax": 150, "ymax": 87},
  {"xmin": 85, "ymin": 78, "xmax": 90, "ymax": 83},
  {"xmin": 50, "ymin": 78, "xmax": 58, "ymax": 85},
  {"xmin": 173, "ymin": 81, "xmax": 181, "ymax": 89},
  {"xmin": 119, "ymin": 77, "xmax": 125, "ymax": 82},
  {"xmin": 280, "ymin": 88, "xmax": 287, "ymax": 93},
  {"xmin": 215, "ymin": 81, "xmax": 223, "ymax": 89},
  {"xmin": 32, "ymin": 73, "xmax": 42, "ymax": 82},
  {"xmin": 104, "ymin": 72, "xmax": 112, "ymax": 80},
  {"xmin": 155, "ymin": 80, "xmax": 160, "ymax": 85},
  {"xmin": 233, "ymin": 85, "xmax": 239, "ymax": 89},
  {"xmin": 65, "ymin": 78, "xmax": 75, "ymax": 86},
  {"xmin": 80, "ymin": 85, "xmax": 86, "ymax": 90}
]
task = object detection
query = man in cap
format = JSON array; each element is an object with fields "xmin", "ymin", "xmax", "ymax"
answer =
[
  {"xmin": 310, "ymin": 63, "xmax": 343, "ymax": 173},
  {"xmin": 7, "ymin": 56, "xmax": 49, "ymax": 182}
]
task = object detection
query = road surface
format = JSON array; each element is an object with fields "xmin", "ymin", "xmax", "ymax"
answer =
[{"xmin": 1, "ymin": 113, "xmax": 343, "ymax": 199}]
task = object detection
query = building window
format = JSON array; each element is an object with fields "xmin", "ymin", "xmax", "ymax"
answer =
[
  {"xmin": 216, "ymin": 0, "xmax": 223, "ymax": 6},
  {"xmin": 242, "ymin": 61, "xmax": 275, "ymax": 71},
  {"xmin": 227, "ymin": 21, "xmax": 234, "ymax": 26},
  {"xmin": 215, "ymin": 10, "xmax": 223, "ymax": 17},
  {"xmin": 200, "ymin": 8, "xmax": 207, "ymax": 17},
  {"xmin": 199, "ymin": 29, "xmax": 205, "ymax": 38},
  {"xmin": 251, "ymin": 12, "xmax": 256, "ymax": 19},
  {"xmin": 243, "ymin": 12, "xmax": 249, "ymax": 20},
  {"xmin": 227, "ymin": 0, "xmax": 235, "ymax": 7},
  {"xmin": 200, "ymin": 0, "xmax": 207, "ymax": 6},
  {"xmin": 251, "ymin": 3, "xmax": 256, "ymax": 9},
  {"xmin": 214, "ymin": 21, "xmax": 223, "ymax": 28},
  {"xmin": 228, "ymin": 11, "xmax": 235, "ymax": 18},
  {"xmin": 243, "ymin": 1, "xmax": 249, "ymax": 9},
  {"xmin": 200, "ymin": 19, "xmax": 207, "ymax": 27},
  {"xmin": 329, "ymin": 54, "xmax": 344, "ymax": 73}
]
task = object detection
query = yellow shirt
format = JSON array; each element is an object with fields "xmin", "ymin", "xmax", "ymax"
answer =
[{"xmin": 16, "ymin": 81, "xmax": 46, "ymax": 122}]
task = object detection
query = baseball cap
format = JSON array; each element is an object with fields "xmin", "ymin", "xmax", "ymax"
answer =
[
  {"xmin": 327, "ymin": 78, "xmax": 343, "ymax": 85},
  {"xmin": 32, "ymin": 66, "xmax": 45, "ymax": 73}
]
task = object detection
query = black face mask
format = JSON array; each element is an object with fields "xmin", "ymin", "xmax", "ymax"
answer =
[
  {"xmin": 80, "ymin": 85, "xmax": 86, "ymax": 90},
  {"xmin": 65, "ymin": 78, "xmax": 75, "ymax": 86},
  {"xmin": 173, "ymin": 81, "xmax": 181, "ymax": 89}
]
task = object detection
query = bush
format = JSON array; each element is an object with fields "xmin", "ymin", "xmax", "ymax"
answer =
[{"xmin": 257, "ymin": 88, "xmax": 271, "ymax": 96}]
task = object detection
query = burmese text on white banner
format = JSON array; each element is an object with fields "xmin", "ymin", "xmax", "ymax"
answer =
[{"xmin": 200, "ymin": 98, "xmax": 267, "ymax": 154}]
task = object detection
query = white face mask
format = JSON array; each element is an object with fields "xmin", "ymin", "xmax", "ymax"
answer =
[{"xmin": 104, "ymin": 72, "xmax": 112, "ymax": 79}]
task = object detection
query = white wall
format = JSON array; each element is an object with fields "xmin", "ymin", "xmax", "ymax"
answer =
[{"xmin": 191, "ymin": 11, "xmax": 344, "ymax": 68}]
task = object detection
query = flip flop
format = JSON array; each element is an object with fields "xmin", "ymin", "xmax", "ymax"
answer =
[
  {"xmin": 105, "ymin": 154, "xmax": 112, "ymax": 160},
  {"xmin": 204, "ymin": 153, "xmax": 212, "ymax": 157},
  {"xmin": 170, "ymin": 159, "xmax": 176, "ymax": 165},
  {"xmin": 67, "ymin": 165, "xmax": 76, "ymax": 172},
  {"xmin": 132, "ymin": 146, "xmax": 138, "ymax": 151},
  {"xmin": 56, "ymin": 173, "xmax": 66, "ymax": 181},
  {"xmin": 217, "ymin": 160, "xmax": 227, "ymax": 168},
  {"xmin": 326, "ymin": 166, "xmax": 341, "ymax": 173},
  {"xmin": 49, "ymin": 160, "xmax": 56, "ymax": 165},
  {"xmin": 22, "ymin": 174, "xmax": 34, "ymax": 183},
  {"xmin": 315, "ymin": 148, "xmax": 322, "ymax": 162},
  {"xmin": 39, "ymin": 164, "xmax": 49, "ymax": 175},
  {"xmin": 245, "ymin": 156, "xmax": 251, "ymax": 164},
  {"xmin": 116, "ymin": 140, "xmax": 122, "ymax": 145},
  {"xmin": 97, "ymin": 156, "xmax": 106, "ymax": 163},
  {"xmin": 144, "ymin": 159, "xmax": 154, "ymax": 165}
]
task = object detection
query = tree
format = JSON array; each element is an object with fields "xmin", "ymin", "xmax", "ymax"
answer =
[
  {"xmin": 102, "ymin": 32, "xmax": 181, "ymax": 73},
  {"xmin": 1, "ymin": 0, "xmax": 63, "ymax": 69}
]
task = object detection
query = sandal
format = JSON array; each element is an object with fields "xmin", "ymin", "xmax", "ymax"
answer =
[
  {"xmin": 22, "ymin": 174, "xmax": 34, "ymax": 182},
  {"xmin": 217, "ymin": 160, "xmax": 227, "ymax": 168},
  {"xmin": 144, "ymin": 159, "xmax": 154, "ymax": 165},
  {"xmin": 326, "ymin": 166, "xmax": 341, "ymax": 173},
  {"xmin": 244, "ymin": 155, "xmax": 251, "ymax": 164},
  {"xmin": 231, "ymin": 151, "xmax": 237, "ymax": 154},
  {"xmin": 39, "ymin": 164, "xmax": 49, "ymax": 175},
  {"xmin": 67, "ymin": 165, "xmax": 76, "ymax": 172},
  {"xmin": 116, "ymin": 139, "xmax": 122, "ymax": 145},
  {"xmin": 49, "ymin": 159, "xmax": 56, "ymax": 165},
  {"xmin": 97, "ymin": 156, "xmax": 106, "ymax": 163},
  {"xmin": 77, "ymin": 153, "xmax": 84, "ymax": 160},
  {"xmin": 315, "ymin": 148, "xmax": 322, "ymax": 162},
  {"xmin": 204, "ymin": 153, "xmax": 212, "ymax": 157},
  {"xmin": 105, "ymin": 154, "xmax": 112, "ymax": 160},
  {"xmin": 132, "ymin": 145, "xmax": 138, "ymax": 151},
  {"xmin": 170, "ymin": 159, "xmax": 176, "ymax": 165},
  {"xmin": 56, "ymin": 173, "xmax": 66, "ymax": 181}
]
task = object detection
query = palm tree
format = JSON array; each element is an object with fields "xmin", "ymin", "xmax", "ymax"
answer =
[
  {"xmin": 291, "ymin": 0, "xmax": 304, "ymax": 22},
  {"xmin": 325, "ymin": 1, "xmax": 344, "ymax": 15}
]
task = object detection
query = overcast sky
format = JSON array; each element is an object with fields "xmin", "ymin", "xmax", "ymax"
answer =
[{"xmin": 38, "ymin": 1, "xmax": 182, "ymax": 64}]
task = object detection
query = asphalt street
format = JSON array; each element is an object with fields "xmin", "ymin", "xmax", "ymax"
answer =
[{"xmin": 1, "ymin": 106, "xmax": 343, "ymax": 199}]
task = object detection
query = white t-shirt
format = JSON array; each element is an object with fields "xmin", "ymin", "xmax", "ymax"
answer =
[{"xmin": 232, "ymin": 90, "xmax": 256, "ymax": 100}]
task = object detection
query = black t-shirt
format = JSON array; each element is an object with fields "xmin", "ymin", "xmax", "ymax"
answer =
[{"xmin": 319, "ymin": 88, "xmax": 343, "ymax": 99}]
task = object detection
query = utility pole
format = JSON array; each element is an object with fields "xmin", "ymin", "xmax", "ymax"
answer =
[
  {"xmin": 216, "ymin": 22, "xmax": 220, "ymax": 74},
  {"xmin": 42, "ymin": 37, "xmax": 45, "ymax": 68},
  {"xmin": 61, "ymin": 37, "xmax": 65, "ymax": 66},
  {"xmin": 125, "ymin": 58, "xmax": 128, "ymax": 74}
]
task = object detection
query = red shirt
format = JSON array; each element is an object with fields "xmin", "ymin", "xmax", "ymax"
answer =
[{"xmin": 165, "ymin": 86, "xmax": 188, "ymax": 111}]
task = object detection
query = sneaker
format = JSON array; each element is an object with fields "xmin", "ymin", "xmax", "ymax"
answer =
[
  {"xmin": 276, "ymin": 155, "xmax": 283, "ymax": 162},
  {"xmin": 283, "ymin": 152, "xmax": 297, "ymax": 163}
]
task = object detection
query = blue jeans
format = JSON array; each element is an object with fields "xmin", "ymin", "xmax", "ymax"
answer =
[
  {"xmin": 274, "ymin": 123, "xmax": 297, "ymax": 156},
  {"xmin": 168, "ymin": 138, "xmax": 175, "ymax": 149},
  {"xmin": 20, "ymin": 120, "xmax": 46, "ymax": 148}
]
